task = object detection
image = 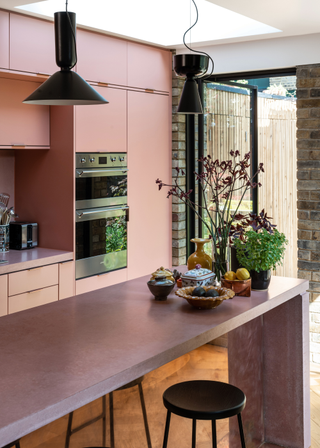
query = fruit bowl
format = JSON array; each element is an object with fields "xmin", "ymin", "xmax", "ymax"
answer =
[
  {"xmin": 221, "ymin": 277, "xmax": 251, "ymax": 297},
  {"xmin": 176, "ymin": 286, "xmax": 235, "ymax": 309}
]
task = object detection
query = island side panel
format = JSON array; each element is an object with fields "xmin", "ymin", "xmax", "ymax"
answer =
[
  {"xmin": 228, "ymin": 316, "xmax": 264, "ymax": 448},
  {"xmin": 263, "ymin": 293, "xmax": 311, "ymax": 448}
]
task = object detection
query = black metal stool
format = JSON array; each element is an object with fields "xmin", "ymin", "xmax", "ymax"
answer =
[
  {"xmin": 162, "ymin": 380, "xmax": 246, "ymax": 448},
  {"xmin": 66, "ymin": 376, "xmax": 152, "ymax": 448}
]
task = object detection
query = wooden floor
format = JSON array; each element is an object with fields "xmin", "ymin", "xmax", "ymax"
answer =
[{"xmin": 18, "ymin": 345, "xmax": 319, "ymax": 448}]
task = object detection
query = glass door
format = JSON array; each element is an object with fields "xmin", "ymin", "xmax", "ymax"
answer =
[{"xmin": 198, "ymin": 80, "xmax": 258, "ymax": 240}]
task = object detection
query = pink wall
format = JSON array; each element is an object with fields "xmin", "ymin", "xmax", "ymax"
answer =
[{"xmin": 0, "ymin": 150, "xmax": 14, "ymax": 208}]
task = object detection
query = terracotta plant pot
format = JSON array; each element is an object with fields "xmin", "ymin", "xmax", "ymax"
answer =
[{"xmin": 250, "ymin": 269, "xmax": 271, "ymax": 290}]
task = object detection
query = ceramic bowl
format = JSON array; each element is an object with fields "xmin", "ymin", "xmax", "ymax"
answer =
[
  {"xmin": 221, "ymin": 277, "xmax": 251, "ymax": 297},
  {"xmin": 175, "ymin": 285, "xmax": 234, "ymax": 309},
  {"xmin": 147, "ymin": 281, "xmax": 175, "ymax": 301}
]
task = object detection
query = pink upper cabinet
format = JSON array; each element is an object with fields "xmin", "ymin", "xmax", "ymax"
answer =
[
  {"xmin": 75, "ymin": 86, "xmax": 127, "ymax": 152},
  {"xmin": 10, "ymin": 13, "xmax": 56, "ymax": 75},
  {"xmin": 76, "ymin": 29, "xmax": 127, "ymax": 86},
  {"xmin": 127, "ymin": 91, "xmax": 172, "ymax": 280},
  {"xmin": 127, "ymin": 42, "xmax": 172, "ymax": 93},
  {"xmin": 0, "ymin": 11, "xmax": 9, "ymax": 69},
  {"xmin": 0, "ymin": 78, "xmax": 49, "ymax": 148}
]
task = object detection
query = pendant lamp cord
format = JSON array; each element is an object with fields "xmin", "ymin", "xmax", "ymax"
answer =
[
  {"xmin": 182, "ymin": 0, "xmax": 214, "ymax": 79},
  {"xmin": 65, "ymin": 0, "xmax": 77, "ymax": 69}
]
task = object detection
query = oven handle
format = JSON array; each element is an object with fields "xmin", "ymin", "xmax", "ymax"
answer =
[
  {"xmin": 76, "ymin": 206, "xmax": 129, "ymax": 219},
  {"xmin": 76, "ymin": 169, "xmax": 128, "ymax": 177}
]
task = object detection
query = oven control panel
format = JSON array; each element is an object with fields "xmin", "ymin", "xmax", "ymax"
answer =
[{"xmin": 76, "ymin": 153, "xmax": 127, "ymax": 169}]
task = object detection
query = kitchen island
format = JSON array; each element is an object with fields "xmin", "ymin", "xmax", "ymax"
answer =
[{"xmin": 0, "ymin": 273, "xmax": 310, "ymax": 448}]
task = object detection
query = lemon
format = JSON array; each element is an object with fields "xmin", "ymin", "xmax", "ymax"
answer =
[
  {"xmin": 236, "ymin": 268, "xmax": 250, "ymax": 280},
  {"xmin": 225, "ymin": 271, "xmax": 237, "ymax": 281}
]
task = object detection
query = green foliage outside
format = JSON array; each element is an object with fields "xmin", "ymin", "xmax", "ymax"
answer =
[
  {"xmin": 106, "ymin": 217, "xmax": 127, "ymax": 253},
  {"xmin": 233, "ymin": 229, "xmax": 287, "ymax": 272}
]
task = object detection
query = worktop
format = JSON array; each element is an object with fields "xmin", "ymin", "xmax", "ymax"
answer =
[
  {"xmin": 0, "ymin": 248, "xmax": 73, "ymax": 275},
  {"xmin": 0, "ymin": 274, "xmax": 310, "ymax": 448}
]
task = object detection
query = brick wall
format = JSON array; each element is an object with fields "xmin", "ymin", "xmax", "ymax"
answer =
[
  {"xmin": 172, "ymin": 60, "xmax": 187, "ymax": 266},
  {"xmin": 297, "ymin": 64, "xmax": 320, "ymax": 363}
]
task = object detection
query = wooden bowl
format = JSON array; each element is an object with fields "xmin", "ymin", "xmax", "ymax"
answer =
[
  {"xmin": 175, "ymin": 285, "xmax": 235, "ymax": 309},
  {"xmin": 221, "ymin": 277, "xmax": 251, "ymax": 297}
]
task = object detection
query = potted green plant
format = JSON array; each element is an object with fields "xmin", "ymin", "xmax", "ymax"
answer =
[{"xmin": 233, "ymin": 228, "xmax": 287, "ymax": 290}]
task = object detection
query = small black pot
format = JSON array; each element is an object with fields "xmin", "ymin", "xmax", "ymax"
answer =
[{"xmin": 250, "ymin": 269, "xmax": 271, "ymax": 290}]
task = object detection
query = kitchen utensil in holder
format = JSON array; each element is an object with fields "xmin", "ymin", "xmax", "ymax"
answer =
[{"xmin": 0, "ymin": 224, "xmax": 9, "ymax": 252}]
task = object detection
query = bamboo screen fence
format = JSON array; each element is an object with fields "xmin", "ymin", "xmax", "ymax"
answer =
[{"xmin": 205, "ymin": 86, "xmax": 297, "ymax": 278}]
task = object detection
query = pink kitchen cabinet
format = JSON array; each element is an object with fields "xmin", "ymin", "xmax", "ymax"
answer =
[
  {"xmin": 75, "ymin": 86, "xmax": 127, "ymax": 152},
  {"xmin": 9, "ymin": 285, "xmax": 58, "ymax": 314},
  {"xmin": 0, "ymin": 275, "xmax": 7, "ymax": 317},
  {"xmin": 0, "ymin": 11, "xmax": 9, "ymax": 70},
  {"xmin": 0, "ymin": 77, "xmax": 50, "ymax": 148},
  {"xmin": 8, "ymin": 264, "xmax": 59, "ymax": 297},
  {"xmin": 76, "ymin": 29, "xmax": 127, "ymax": 86},
  {"xmin": 127, "ymin": 42, "xmax": 172, "ymax": 92},
  {"xmin": 76, "ymin": 268, "xmax": 127, "ymax": 295},
  {"xmin": 59, "ymin": 261, "xmax": 75, "ymax": 300},
  {"xmin": 10, "ymin": 13, "xmax": 56, "ymax": 75},
  {"xmin": 127, "ymin": 91, "xmax": 172, "ymax": 280}
]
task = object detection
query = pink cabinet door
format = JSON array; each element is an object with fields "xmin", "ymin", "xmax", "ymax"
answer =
[
  {"xmin": 0, "ymin": 78, "xmax": 50, "ymax": 148},
  {"xmin": 128, "ymin": 42, "xmax": 172, "ymax": 92},
  {"xmin": 127, "ymin": 91, "xmax": 172, "ymax": 280},
  {"xmin": 0, "ymin": 275, "xmax": 7, "ymax": 317},
  {"xmin": 75, "ymin": 86, "xmax": 126, "ymax": 152},
  {"xmin": 0, "ymin": 11, "xmax": 9, "ymax": 69},
  {"xmin": 10, "ymin": 13, "xmax": 56, "ymax": 75},
  {"xmin": 59, "ymin": 261, "xmax": 75, "ymax": 300},
  {"xmin": 76, "ymin": 29, "xmax": 127, "ymax": 86},
  {"xmin": 76, "ymin": 269, "xmax": 127, "ymax": 295}
]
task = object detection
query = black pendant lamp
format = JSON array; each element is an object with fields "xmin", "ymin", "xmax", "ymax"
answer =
[
  {"xmin": 24, "ymin": 6, "xmax": 108, "ymax": 105},
  {"xmin": 173, "ymin": 0, "xmax": 214, "ymax": 114}
]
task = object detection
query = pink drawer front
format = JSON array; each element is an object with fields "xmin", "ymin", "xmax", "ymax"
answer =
[
  {"xmin": 9, "ymin": 285, "xmax": 58, "ymax": 314},
  {"xmin": 9, "ymin": 264, "xmax": 59, "ymax": 297}
]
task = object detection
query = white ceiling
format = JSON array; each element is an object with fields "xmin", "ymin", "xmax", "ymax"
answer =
[{"xmin": 0, "ymin": 0, "xmax": 319, "ymax": 48}]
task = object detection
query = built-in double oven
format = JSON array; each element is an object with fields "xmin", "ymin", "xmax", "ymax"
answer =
[{"xmin": 75, "ymin": 153, "xmax": 128, "ymax": 280}]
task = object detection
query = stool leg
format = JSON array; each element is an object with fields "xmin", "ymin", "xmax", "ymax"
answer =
[
  {"xmin": 237, "ymin": 413, "xmax": 246, "ymax": 448},
  {"xmin": 109, "ymin": 392, "xmax": 115, "ymax": 448},
  {"xmin": 192, "ymin": 419, "xmax": 196, "ymax": 448},
  {"xmin": 65, "ymin": 411, "xmax": 74, "ymax": 448},
  {"xmin": 102, "ymin": 395, "xmax": 107, "ymax": 447},
  {"xmin": 138, "ymin": 382, "xmax": 152, "ymax": 448},
  {"xmin": 211, "ymin": 420, "xmax": 217, "ymax": 448},
  {"xmin": 162, "ymin": 410, "xmax": 171, "ymax": 448}
]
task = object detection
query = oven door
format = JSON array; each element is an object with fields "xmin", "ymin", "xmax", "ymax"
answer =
[
  {"xmin": 75, "ymin": 206, "xmax": 128, "ymax": 280},
  {"xmin": 75, "ymin": 168, "xmax": 128, "ymax": 209}
]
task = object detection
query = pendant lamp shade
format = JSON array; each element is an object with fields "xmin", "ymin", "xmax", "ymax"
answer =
[
  {"xmin": 23, "ymin": 11, "xmax": 108, "ymax": 105},
  {"xmin": 177, "ymin": 77, "xmax": 203, "ymax": 114}
]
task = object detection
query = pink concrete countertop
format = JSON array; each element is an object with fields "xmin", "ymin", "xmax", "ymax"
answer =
[
  {"xmin": 0, "ymin": 274, "xmax": 308, "ymax": 446},
  {"xmin": 0, "ymin": 247, "xmax": 73, "ymax": 275}
]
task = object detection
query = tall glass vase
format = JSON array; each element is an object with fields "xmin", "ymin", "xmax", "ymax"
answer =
[{"xmin": 212, "ymin": 244, "xmax": 230, "ymax": 283}]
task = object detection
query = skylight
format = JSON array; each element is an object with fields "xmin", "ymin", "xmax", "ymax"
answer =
[{"xmin": 18, "ymin": 0, "xmax": 281, "ymax": 47}]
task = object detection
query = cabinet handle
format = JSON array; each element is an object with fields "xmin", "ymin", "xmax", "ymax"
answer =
[
  {"xmin": 98, "ymin": 82, "xmax": 109, "ymax": 87},
  {"xmin": 28, "ymin": 266, "xmax": 42, "ymax": 271},
  {"xmin": 28, "ymin": 288, "xmax": 43, "ymax": 294},
  {"xmin": 145, "ymin": 88, "xmax": 154, "ymax": 93},
  {"xmin": 12, "ymin": 144, "xmax": 26, "ymax": 148}
]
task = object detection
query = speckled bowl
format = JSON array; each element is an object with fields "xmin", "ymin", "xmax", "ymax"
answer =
[{"xmin": 176, "ymin": 285, "xmax": 235, "ymax": 309}]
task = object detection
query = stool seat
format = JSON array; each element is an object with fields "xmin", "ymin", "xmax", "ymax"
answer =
[{"xmin": 163, "ymin": 380, "xmax": 246, "ymax": 420}]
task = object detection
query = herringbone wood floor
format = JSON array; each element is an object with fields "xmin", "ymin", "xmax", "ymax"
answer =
[{"xmin": 18, "ymin": 345, "xmax": 319, "ymax": 448}]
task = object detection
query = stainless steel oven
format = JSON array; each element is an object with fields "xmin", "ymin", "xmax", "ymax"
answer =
[
  {"xmin": 75, "ymin": 153, "xmax": 127, "ymax": 209},
  {"xmin": 75, "ymin": 153, "xmax": 128, "ymax": 280}
]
